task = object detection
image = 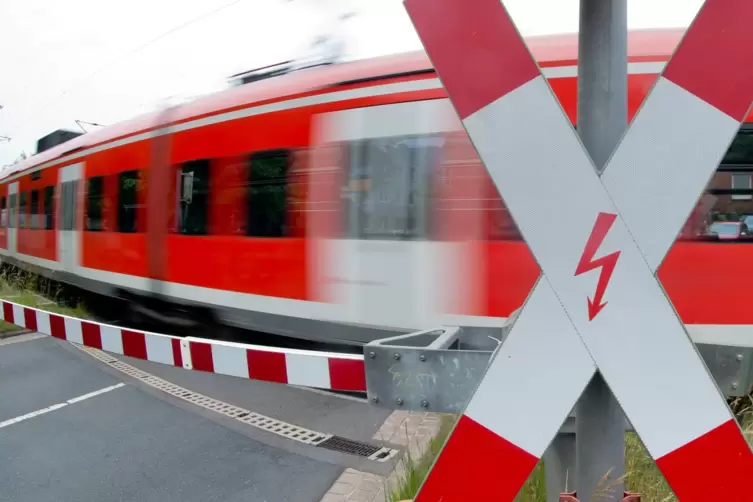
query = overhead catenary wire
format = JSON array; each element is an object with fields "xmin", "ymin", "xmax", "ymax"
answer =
[
  {"xmin": 7, "ymin": 0, "xmax": 247, "ymax": 140},
  {"xmin": 3, "ymin": 0, "xmax": 358, "ymax": 161}
]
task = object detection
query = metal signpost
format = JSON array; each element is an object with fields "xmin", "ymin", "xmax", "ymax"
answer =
[
  {"xmin": 574, "ymin": 0, "xmax": 628, "ymax": 497},
  {"xmin": 395, "ymin": 0, "xmax": 753, "ymax": 500}
]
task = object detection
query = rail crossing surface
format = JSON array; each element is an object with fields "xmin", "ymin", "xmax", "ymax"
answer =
[{"xmin": 0, "ymin": 331, "xmax": 402, "ymax": 502}]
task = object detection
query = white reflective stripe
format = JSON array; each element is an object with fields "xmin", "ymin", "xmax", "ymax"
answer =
[
  {"xmin": 36, "ymin": 311, "xmax": 51, "ymax": 336},
  {"xmin": 211, "ymin": 344, "xmax": 249, "ymax": 378},
  {"xmin": 145, "ymin": 335, "xmax": 176, "ymax": 366},
  {"xmin": 465, "ymin": 76, "xmax": 730, "ymax": 458},
  {"xmin": 602, "ymin": 77, "xmax": 741, "ymax": 271},
  {"xmin": 180, "ymin": 340, "xmax": 193, "ymax": 370},
  {"xmin": 63, "ymin": 318, "xmax": 83, "ymax": 344},
  {"xmin": 99, "ymin": 325, "xmax": 124, "ymax": 355},
  {"xmin": 285, "ymin": 353, "xmax": 331, "ymax": 388},
  {"xmin": 464, "ymin": 278, "xmax": 595, "ymax": 457},
  {"xmin": 12, "ymin": 305, "xmax": 24, "ymax": 327}
]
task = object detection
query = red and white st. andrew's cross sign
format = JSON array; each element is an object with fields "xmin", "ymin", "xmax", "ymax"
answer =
[{"xmin": 404, "ymin": 0, "xmax": 753, "ymax": 500}]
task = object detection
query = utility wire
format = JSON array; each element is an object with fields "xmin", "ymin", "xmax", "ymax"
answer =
[{"xmin": 9, "ymin": 0, "xmax": 246, "ymax": 138}]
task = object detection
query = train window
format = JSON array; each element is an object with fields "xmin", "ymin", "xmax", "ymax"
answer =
[
  {"xmin": 677, "ymin": 127, "xmax": 753, "ymax": 241},
  {"xmin": 31, "ymin": 171, "xmax": 41, "ymax": 181},
  {"xmin": 178, "ymin": 160, "xmax": 209, "ymax": 235},
  {"xmin": 247, "ymin": 150, "xmax": 289, "ymax": 237},
  {"xmin": 8, "ymin": 193, "xmax": 16, "ymax": 229},
  {"xmin": 434, "ymin": 131, "xmax": 523, "ymax": 241},
  {"xmin": 86, "ymin": 176, "xmax": 104, "ymax": 231},
  {"xmin": 343, "ymin": 135, "xmax": 443, "ymax": 240},
  {"xmin": 721, "ymin": 129, "xmax": 753, "ymax": 165},
  {"xmin": 30, "ymin": 190, "xmax": 39, "ymax": 229},
  {"xmin": 118, "ymin": 170, "xmax": 140, "ymax": 233},
  {"xmin": 679, "ymin": 170, "xmax": 753, "ymax": 240},
  {"xmin": 19, "ymin": 192, "xmax": 27, "ymax": 229},
  {"xmin": 0, "ymin": 196, "xmax": 5, "ymax": 228},
  {"xmin": 43, "ymin": 186, "xmax": 54, "ymax": 230},
  {"xmin": 61, "ymin": 181, "xmax": 77, "ymax": 231}
]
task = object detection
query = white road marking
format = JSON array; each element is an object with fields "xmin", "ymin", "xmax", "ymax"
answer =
[{"xmin": 0, "ymin": 383, "xmax": 125, "ymax": 430}]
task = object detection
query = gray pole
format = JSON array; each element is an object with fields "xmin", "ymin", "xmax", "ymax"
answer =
[{"xmin": 575, "ymin": 0, "xmax": 628, "ymax": 501}]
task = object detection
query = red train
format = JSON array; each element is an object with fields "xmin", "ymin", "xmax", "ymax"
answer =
[{"xmin": 1, "ymin": 28, "xmax": 752, "ymax": 346}]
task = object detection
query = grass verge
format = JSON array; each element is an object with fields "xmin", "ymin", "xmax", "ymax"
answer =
[
  {"xmin": 386, "ymin": 414, "xmax": 458, "ymax": 502},
  {"xmin": 0, "ymin": 266, "xmax": 87, "ymax": 333},
  {"xmin": 388, "ymin": 411, "xmax": 753, "ymax": 502}
]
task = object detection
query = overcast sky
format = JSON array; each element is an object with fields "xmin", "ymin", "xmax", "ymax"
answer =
[{"xmin": 0, "ymin": 0, "xmax": 704, "ymax": 168}]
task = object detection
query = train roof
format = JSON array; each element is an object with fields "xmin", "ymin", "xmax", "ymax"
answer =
[{"xmin": 3, "ymin": 28, "xmax": 684, "ymax": 180}]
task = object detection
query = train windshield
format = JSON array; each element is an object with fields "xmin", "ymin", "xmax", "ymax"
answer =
[{"xmin": 709, "ymin": 222, "xmax": 740, "ymax": 236}]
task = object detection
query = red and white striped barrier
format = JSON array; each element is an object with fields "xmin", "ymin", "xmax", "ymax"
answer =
[
  {"xmin": 404, "ymin": 0, "xmax": 753, "ymax": 500},
  {"xmin": 186, "ymin": 338, "xmax": 366, "ymax": 392},
  {"xmin": 0, "ymin": 300, "xmax": 366, "ymax": 393}
]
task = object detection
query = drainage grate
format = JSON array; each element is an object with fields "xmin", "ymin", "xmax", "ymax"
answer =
[
  {"xmin": 317, "ymin": 436, "xmax": 399, "ymax": 462},
  {"xmin": 74, "ymin": 344, "xmax": 399, "ymax": 461},
  {"xmin": 76, "ymin": 344, "xmax": 330, "ymax": 446}
]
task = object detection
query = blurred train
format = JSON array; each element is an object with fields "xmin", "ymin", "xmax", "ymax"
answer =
[{"xmin": 2, "ymin": 28, "xmax": 753, "ymax": 346}]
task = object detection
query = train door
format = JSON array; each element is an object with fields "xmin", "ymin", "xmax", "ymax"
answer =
[
  {"xmin": 7, "ymin": 182, "xmax": 18, "ymax": 255},
  {"xmin": 57, "ymin": 163, "xmax": 82, "ymax": 272},
  {"xmin": 310, "ymin": 99, "xmax": 461, "ymax": 330}
]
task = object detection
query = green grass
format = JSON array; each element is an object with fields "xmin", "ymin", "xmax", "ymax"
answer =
[
  {"xmin": 388, "ymin": 411, "xmax": 753, "ymax": 502},
  {"xmin": 0, "ymin": 266, "xmax": 87, "ymax": 333},
  {"xmin": 387, "ymin": 414, "xmax": 458, "ymax": 502}
]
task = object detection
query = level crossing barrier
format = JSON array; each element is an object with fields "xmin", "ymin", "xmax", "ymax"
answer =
[
  {"xmin": 0, "ymin": 299, "xmax": 366, "ymax": 393},
  {"xmin": 2, "ymin": 297, "xmax": 752, "ymax": 410}
]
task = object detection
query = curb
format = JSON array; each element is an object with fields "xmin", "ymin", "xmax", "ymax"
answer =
[
  {"xmin": 0, "ymin": 328, "xmax": 33, "ymax": 339},
  {"xmin": 320, "ymin": 411, "xmax": 445, "ymax": 502}
]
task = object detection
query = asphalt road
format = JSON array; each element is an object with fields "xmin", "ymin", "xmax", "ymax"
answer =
[{"xmin": 0, "ymin": 334, "xmax": 394, "ymax": 502}]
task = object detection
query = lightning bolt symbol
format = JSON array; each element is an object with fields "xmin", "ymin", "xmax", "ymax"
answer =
[{"xmin": 575, "ymin": 212, "xmax": 621, "ymax": 321}]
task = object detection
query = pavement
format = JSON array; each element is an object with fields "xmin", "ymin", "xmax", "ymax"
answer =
[
  {"xmin": 321, "ymin": 410, "xmax": 444, "ymax": 502},
  {"xmin": 0, "ymin": 333, "xmax": 436, "ymax": 502}
]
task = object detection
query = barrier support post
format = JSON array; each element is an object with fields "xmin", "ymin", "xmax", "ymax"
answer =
[
  {"xmin": 573, "ymin": 0, "xmax": 628, "ymax": 500},
  {"xmin": 544, "ymin": 432, "xmax": 577, "ymax": 502}
]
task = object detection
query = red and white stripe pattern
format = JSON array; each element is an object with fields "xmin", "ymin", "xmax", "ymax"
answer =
[
  {"xmin": 405, "ymin": 0, "xmax": 753, "ymax": 500},
  {"xmin": 186, "ymin": 338, "xmax": 366, "ymax": 392},
  {"xmin": 0, "ymin": 300, "xmax": 366, "ymax": 393},
  {"xmin": 0, "ymin": 301, "xmax": 184, "ymax": 367}
]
